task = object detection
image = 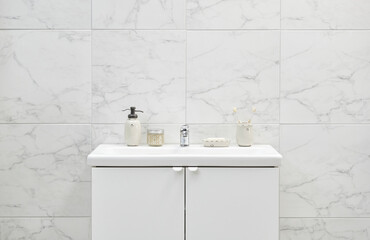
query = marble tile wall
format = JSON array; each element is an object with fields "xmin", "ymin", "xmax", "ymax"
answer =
[{"xmin": 0, "ymin": 0, "xmax": 370, "ymax": 239}]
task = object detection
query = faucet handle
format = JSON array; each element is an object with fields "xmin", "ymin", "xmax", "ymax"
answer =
[
  {"xmin": 180, "ymin": 125, "xmax": 189, "ymax": 137},
  {"xmin": 180, "ymin": 124, "xmax": 189, "ymax": 132}
]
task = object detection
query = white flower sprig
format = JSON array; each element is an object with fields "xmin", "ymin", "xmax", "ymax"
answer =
[
  {"xmin": 248, "ymin": 107, "xmax": 257, "ymax": 123},
  {"xmin": 232, "ymin": 107, "xmax": 240, "ymax": 123},
  {"xmin": 232, "ymin": 106, "xmax": 256, "ymax": 124}
]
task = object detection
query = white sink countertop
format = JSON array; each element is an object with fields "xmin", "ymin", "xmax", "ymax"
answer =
[{"xmin": 87, "ymin": 144, "xmax": 282, "ymax": 167}]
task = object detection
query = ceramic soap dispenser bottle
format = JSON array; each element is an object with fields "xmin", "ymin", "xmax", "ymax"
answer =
[{"xmin": 122, "ymin": 107, "xmax": 143, "ymax": 146}]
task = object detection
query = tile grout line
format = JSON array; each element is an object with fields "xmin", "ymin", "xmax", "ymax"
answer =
[
  {"xmin": 279, "ymin": 0, "xmax": 282, "ymax": 152},
  {"xmin": 0, "ymin": 216, "xmax": 91, "ymax": 219},
  {"xmin": 279, "ymin": 1, "xmax": 282, "ymax": 238},
  {"xmin": 1, "ymin": 123, "xmax": 370, "ymax": 125},
  {"xmin": 280, "ymin": 217, "xmax": 370, "ymax": 219},
  {"xmin": 185, "ymin": 27, "xmax": 188, "ymax": 124},
  {"xmin": 2, "ymin": 28, "xmax": 370, "ymax": 31},
  {"xmin": 184, "ymin": 2, "xmax": 188, "ymax": 125},
  {"xmin": 90, "ymin": 2, "xmax": 93, "ymax": 238},
  {"xmin": 183, "ymin": 5, "xmax": 188, "ymax": 239},
  {"xmin": 90, "ymin": 0, "xmax": 93, "ymax": 153},
  {"xmin": 2, "ymin": 216, "xmax": 370, "ymax": 219}
]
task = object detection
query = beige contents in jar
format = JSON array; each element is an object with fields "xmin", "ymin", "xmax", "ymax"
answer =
[{"xmin": 147, "ymin": 129, "xmax": 164, "ymax": 146}]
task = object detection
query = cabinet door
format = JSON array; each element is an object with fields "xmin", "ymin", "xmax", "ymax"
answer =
[
  {"xmin": 186, "ymin": 167, "xmax": 278, "ymax": 240},
  {"xmin": 92, "ymin": 167, "xmax": 184, "ymax": 240}
]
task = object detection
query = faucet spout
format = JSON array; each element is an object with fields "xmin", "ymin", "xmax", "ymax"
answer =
[{"xmin": 180, "ymin": 125, "xmax": 189, "ymax": 147}]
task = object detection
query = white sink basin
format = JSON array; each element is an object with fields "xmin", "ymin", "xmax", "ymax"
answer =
[{"xmin": 88, "ymin": 144, "xmax": 282, "ymax": 167}]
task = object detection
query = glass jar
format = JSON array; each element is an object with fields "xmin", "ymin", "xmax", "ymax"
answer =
[{"xmin": 147, "ymin": 129, "xmax": 164, "ymax": 146}]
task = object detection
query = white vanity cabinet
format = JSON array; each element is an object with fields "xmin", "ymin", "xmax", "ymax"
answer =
[
  {"xmin": 88, "ymin": 144, "xmax": 282, "ymax": 240},
  {"xmin": 186, "ymin": 167, "xmax": 278, "ymax": 240},
  {"xmin": 92, "ymin": 168, "xmax": 184, "ymax": 240}
]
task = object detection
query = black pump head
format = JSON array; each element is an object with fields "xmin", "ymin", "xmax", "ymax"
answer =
[{"xmin": 122, "ymin": 107, "xmax": 143, "ymax": 119}]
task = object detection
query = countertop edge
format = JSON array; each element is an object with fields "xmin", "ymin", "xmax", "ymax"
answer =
[{"xmin": 87, "ymin": 144, "xmax": 282, "ymax": 167}]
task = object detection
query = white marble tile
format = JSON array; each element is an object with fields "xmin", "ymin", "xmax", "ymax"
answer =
[
  {"xmin": 0, "ymin": 218, "xmax": 90, "ymax": 240},
  {"xmin": 92, "ymin": 0, "xmax": 185, "ymax": 29},
  {"xmin": 0, "ymin": 31, "xmax": 91, "ymax": 123},
  {"xmin": 187, "ymin": 31, "xmax": 279, "ymax": 124},
  {"xmin": 187, "ymin": 0, "xmax": 280, "ymax": 29},
  {"xmin": 280, "ymin": 125, "xmax": 370, "ymax": 217},
  {"xmin": 92, "ymin": 124, "xmax": 181, "ymax": 148},
  {"xmin": 281, "ymin": 31, "xmax": 370, "ymax": 123},
  {"xmin": 92, "ymin": 30, "xmax": 185, "ymax": 124},
  {"xmin": 282, "ymin": 0, "xmax": 370, "ymax": 29},
  {"xmin": 189, "ymin": 124, "xmax": 279, "ymax": 149},
  {"xmin": 0, "ymin": 0, "xmax": 91, "ymax": 29},
  {"xmin": 280, "ymin": 218, "xmax": 370, "ymax": 240},
  {"xmin": 0, "ymin": 125, "xmax": 91, "ymax": 217},
  {"xmin": 92, "ymin": 124, "xmax": 125, "ymax": 148}
]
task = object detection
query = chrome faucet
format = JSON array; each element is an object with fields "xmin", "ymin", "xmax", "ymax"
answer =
[{"xmin": 180, "ymin": 125, "xmax": 189, "ymax": 147}]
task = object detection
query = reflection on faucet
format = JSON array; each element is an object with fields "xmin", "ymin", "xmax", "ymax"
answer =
[{"xmin": 180, "ymin": 125, "xmax": 189, "ymax": 147}]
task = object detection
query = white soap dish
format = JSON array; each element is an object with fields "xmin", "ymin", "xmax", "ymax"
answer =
[{"xmin": 203, "ymin": 138, "xmax": 230, "ymax": 147}]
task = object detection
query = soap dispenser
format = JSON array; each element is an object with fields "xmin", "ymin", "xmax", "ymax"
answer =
[{"xmin": 122, "ymin": 107, "xmax": 143, "ymax": 146}]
